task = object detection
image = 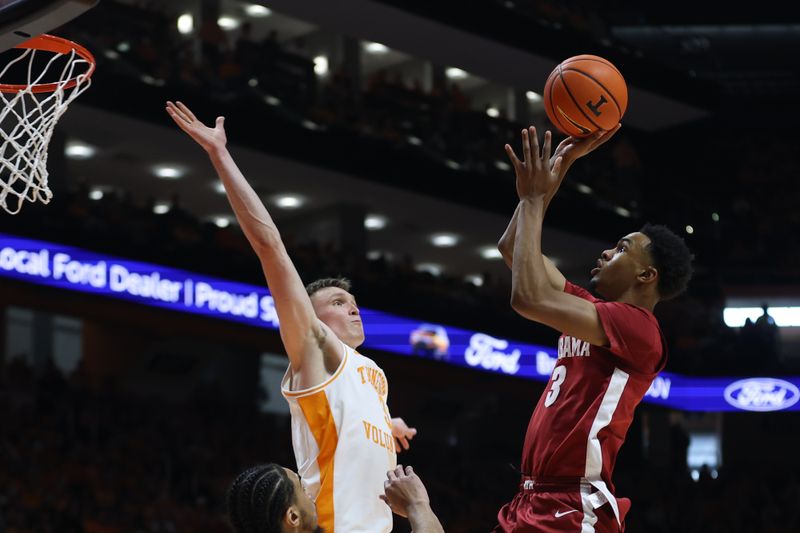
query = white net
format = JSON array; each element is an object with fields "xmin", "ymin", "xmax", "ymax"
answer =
[{"xmin": 0, "ymin": 42, "xmax": 92, "ymax": 214}]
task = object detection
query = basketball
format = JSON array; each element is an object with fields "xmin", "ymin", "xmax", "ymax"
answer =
[{"xmin": 543, "ymin": 54, "xmax": 627, "ymax": 137}]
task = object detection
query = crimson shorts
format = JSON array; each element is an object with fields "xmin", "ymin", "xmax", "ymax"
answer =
[{"xmin": 493, "ymin": 483, "xmax": 630, "ymax": 533}]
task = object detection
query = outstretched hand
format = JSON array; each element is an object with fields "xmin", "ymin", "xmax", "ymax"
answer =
[
  {"xmin": 380, "ymin": 465, "xmax": 430, "ymax": 518},
  {"xmin": 505, "ymin": 127, "xmax": 564, "ymax": 202},
  {"xmin": 166, "ymin": 101, "xmax": 227, "ymax": 153},
  {"xmin": 391, "ymin": 417, "xmax": 418, "ymax": 452},
  {"xmin": 552, "ymin": 123, "xmax": 622, "ymax": 178}
]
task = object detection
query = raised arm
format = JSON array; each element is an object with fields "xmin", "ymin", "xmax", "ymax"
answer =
[
  {"xmin": 166, "ymin": 101, "xmax": 338, "ymax": 387},
  {"xmin": 498, "ymin": 125, "xmax": 621, "ymax": 285},
  {"xmin": 508, "ymin": 127, "xmax": 609, "ymax": 346},
  {"xmin": 497, "ymin": 203, "xmax": 565, "ymax": 290}
]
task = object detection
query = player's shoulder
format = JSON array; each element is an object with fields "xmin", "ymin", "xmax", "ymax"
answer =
[{"xmin": 564, "ymin": 280, "xmax": 600, "ymax": 302}]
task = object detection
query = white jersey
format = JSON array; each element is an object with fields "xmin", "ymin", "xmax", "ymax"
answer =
[{"xmin": 282, "ymin": 340, "xmax": 397, "ymax": 533}]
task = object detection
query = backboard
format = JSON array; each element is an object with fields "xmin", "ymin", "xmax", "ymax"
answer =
[{"xmin": 0, "ymin": 0, "xmax": 97, "ymax": 52}]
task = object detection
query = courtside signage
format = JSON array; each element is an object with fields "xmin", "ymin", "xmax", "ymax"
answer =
[{"xmin": 2, "ymin": 233, "xmax": 799, "ymax": 412}]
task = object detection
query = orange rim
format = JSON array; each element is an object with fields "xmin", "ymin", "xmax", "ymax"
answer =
[{"xmin": 0, "ymin": 34, "xmax": 95, "ymax": 94}]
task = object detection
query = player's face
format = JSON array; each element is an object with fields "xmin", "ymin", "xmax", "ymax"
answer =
[
  {"xmin": 283, "ymin": 468, "xmax": 323, "ymax": 532},
  {"xmin": 310, "ymin": 287, "xmax": 365, "ymax": 348},
  {"xmin": 589, "ymin": 232, "xmax": 653, "ymax": 300}
]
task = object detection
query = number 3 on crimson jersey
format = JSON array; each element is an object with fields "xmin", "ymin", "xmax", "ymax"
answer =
[{"xmin": 544, "ymin": 366, "xmax": 567, "ymax": 407}]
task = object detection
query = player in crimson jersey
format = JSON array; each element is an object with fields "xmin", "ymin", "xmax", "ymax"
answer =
[{"xmin": 495, "ymin": 126, "xmax": 693, "ymax": 532}]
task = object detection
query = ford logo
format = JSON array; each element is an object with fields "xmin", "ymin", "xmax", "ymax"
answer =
[{"xmin": 723, "ymin": 378, "xmax": 800, "ymax": 412}]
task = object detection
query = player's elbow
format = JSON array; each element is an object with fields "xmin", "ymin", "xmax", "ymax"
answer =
[
  {"xmin": 250, "ymin": 228, "xmax": 283, "ymax": 256},
  {"xmin": 510, "ymin": 291, "xmax": 545, "ymax": 318}
]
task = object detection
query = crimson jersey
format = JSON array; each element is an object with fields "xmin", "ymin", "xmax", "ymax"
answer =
[{"xmin": 521, "ymin": 281, "xmax": 666, "ymax": 498}]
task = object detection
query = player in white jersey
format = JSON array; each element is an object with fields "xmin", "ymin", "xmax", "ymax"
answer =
[{"xmin": 166, "ymin": 101, "xmax": 417, "ymax": 533}]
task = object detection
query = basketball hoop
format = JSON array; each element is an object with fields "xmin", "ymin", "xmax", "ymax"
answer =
[{"xmin": 0, "ymin": 34, "xmax": 95, "ymax": 214}]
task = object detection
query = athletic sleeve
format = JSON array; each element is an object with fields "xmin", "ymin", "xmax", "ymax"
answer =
[
  {"xmin": 564, "ymin": 280, "xmax": 600, "ymax": 303},
  {"xmin": 594, "ymin": 301, "xmax": 664, "ymax": 374}
]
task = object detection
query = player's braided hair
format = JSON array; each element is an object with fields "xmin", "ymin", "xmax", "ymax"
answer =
[
  {"xmin": 227, "ymin": 464, "xmax": 295, "ymax": 533},
  {"xmin": 640, "ymin": 223, "xmax": 694, "ymax": 300},
  {"xmin": 305, "ymin": 277, "xmax": 352, "ymax": 297}
]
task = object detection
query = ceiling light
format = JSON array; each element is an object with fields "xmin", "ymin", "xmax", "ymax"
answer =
[
  {"xmin": 465, "ymin": 274, "xmax": 484, "ymax": 287},
  {"xmin": 177, "ymin": 13, "xmax": 193, "ymax": 34},
  {"xmin": 445, "ymin": 160, "xmax": 461, "ymax": 170},
  {"xmin": 576, "ymin": 183, "xmax": 593, "ymax": 194},
  {"xmin": 116, "ymin": 41, "xmax": 130, "ymax": 53},
  {"xmin": 313, "ymin": 56, "xmax": 328, "ymax": 76},
  {"xmin": 686, "ymin": 225, "xmax": 694, "ymax": 234},
  {"xmin": 526, "ymin": 90, "xmax": 542, "ymax": 102},
  {"xmin": 218, "ymin": 16, "xmax": 240, "ymax": 30},
  {"xmin": 65, "ymin": 141, "xmax": 95, "ymax": 159},
  {"xmin": 494, "ymin": 160, "xmax": 511, "ymax": 171},
  {"xmin": 480, "ymin": 246, "xmax": 503, "ymax": 260},
  {"xmin": 445, "ymin": 67, "xmax": 468, "ymax": 79},
  {"xmin": 407, "ymin": 135, "xmax": 422, "ymax": 145},
  {"xmin": 416, "ymin": 263, "xmax": 442, "ymax": 276},
  {"xmin": 364, "ymin": 42, "xmax": 389, "ymax": 54},
  {"xmin": 88, "ymin": 188, "xmax": 103, "ymax": 200},
  {"xmin": 364, "ymin": 214, "xmax": 387, "ymax": 230},
  {"xmin": 302, "ymin": 120, "xmax": 320, "ymax": 130},
  {"xmin": 264, "ymin": 95, "xmax": 281, "ymax": 106},
  {"xmin": 214, "ymin": 216, "xmax": 231, "ymax": 228},
  {"xmin": 366, "ymin": 250, "xmax": 383, "ymax": 260},
  {"xmin": 614, "ymin": 206, "xmax": 631, "ymax": 217},
  {"xmin": 712, "ymin": 212, "xmax": 720, "ymax": 222},
  {"xmin": 244, "ymin": 4, "xmax": 271, "ymax": 16},
  {"xmin": 431, "ymin": 233, "xmax": 459, "ymax": 247},
  {"xmin": 274, "ymin": 194, "xmax": 304, "ymax": 209},
  {"xmin": 153, "ymin": 165, "xmax": 185, "ymax": 179},
  {"xmin": 213, "ymin": 181, "xmax": 226, "ymax": 194},
  {"xmin": 153, "ymin": 202, "xmax": 170, "ymax": 215},
  {"xmin": 486, "ymin": 107, "xmax": 500, "ymax": 118}
]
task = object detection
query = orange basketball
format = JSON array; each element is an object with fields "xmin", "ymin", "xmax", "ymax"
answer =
[{"xmin": 543, "ymin": 55, "xmax": 627, "ymax": 137}]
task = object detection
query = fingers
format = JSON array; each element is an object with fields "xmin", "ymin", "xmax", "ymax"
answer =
[
  {"xmin": 216, "ymin": 116, "xmax": 225, "ymax": 129},
  {"xmin": 166, "ymin": 107, "xmax": 193, "ymax": 135},
  {"xmin": 395, "ymin": 464, "xmax": 405, "ymax": 477},
  {"xmin": 405, "ymin": 465, "xmax": 415, "ymax": 476},
  {"xmin": 398, "ymin": 436, "xmax": 410, "ymax": 450},
  {"xmin": 590, "ymin": 123, "xmax": 621, "ymax": 150},
  {"xmin": 542, "ymin": 130, "xmax": 552, "ymax": 167},
  {"xmin": 379, "ymin": 494, "xmax": 390, "ymax": 506},
  {"xmin": 552, "ymin": 156, "xmax": 564, "ymax": 177},
  {"xmin": 529, "ymin": 126, "xmax": 540, "ymax": 165},
  {"xmin": 408, "ymin": 427, "xmax": 418, "ymax": 438},
  {"xmin": 521, "ymin": 129, "xmax": 531, "ymax": 165},
  {"xmin": 175, "ymin": 101, "xmax": 198, "ymax": 122},
  {"xmin": 504, "ymin": 144, "xmax": 521, "ymax": 170},
  {"xmin": 165, "ymin": 101, "xmax": 191, "ymax": 125},
  {"xmin": 387, "ymin": 468, "xmax": 398, "ymax": 482}
]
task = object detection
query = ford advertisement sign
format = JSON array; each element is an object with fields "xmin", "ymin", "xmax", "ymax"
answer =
[
  {"xmin": 2, "ymin": 232, "xmax": 800, "ymax": 412},
  {"xmin": 723, "ymin": 378, "xmax": 800, "ymax": 412}
]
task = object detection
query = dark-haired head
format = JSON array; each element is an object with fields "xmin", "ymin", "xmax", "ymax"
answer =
[
  {"xmin": 227, "ymin": 464, "xmax": 320, "ymax": 533},
  {"xmin": 638, "ymin": 223, "xmax": 693, "ymax": 300},
  {"xmin": 590, "ymin": 224, "xmax": 692, "ymax": 304},
  {"xmin": 305, "ymin": 277, "xmax": 364, "ymax": 349}
]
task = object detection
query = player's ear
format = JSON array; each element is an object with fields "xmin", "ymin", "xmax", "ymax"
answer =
[
  {"xmin": 638, "ymin": 265, "xmax": 657, "ymax": 285},
  {"xmin": 285, "ymin": 505, "xmax": 301, "ymax": 527}
]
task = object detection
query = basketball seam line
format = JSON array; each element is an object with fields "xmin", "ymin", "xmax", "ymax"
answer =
[
  {"xmin": 561, "ymin": 68, "xmax": 622, "ymax": 116},
  {"xmin": 558, "ymin": 65, "xmax": 602, "ymax": 131},
  {"xmin": 562, "ymin": 57, "xmax": 624, "ymax": 79},
  {"xmin": 547, "ymin": 71, "xmax": 572, "ymax": 135}
]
